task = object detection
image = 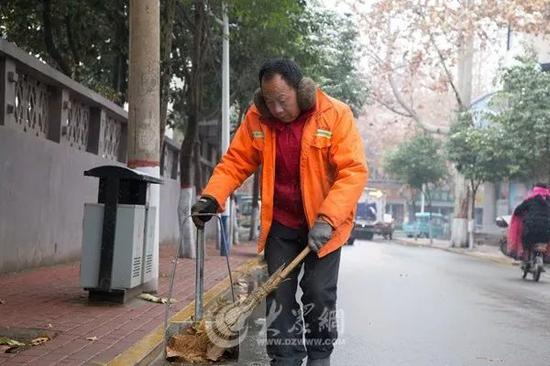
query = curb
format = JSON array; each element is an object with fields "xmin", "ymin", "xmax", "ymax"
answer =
[
  {"xmin": 105, "ymin": 255, "xmax": 265, "ymax": 366},
  {"xmin": 392, "ymin": 238, "xmax": 519, "ymax": 266}
]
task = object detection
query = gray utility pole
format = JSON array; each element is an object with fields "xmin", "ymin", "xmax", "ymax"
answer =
[
  {"xmin": 127, "ymin": 0, "xmax": 161, "ymax": 291},
  {"xmin": 219, "ymin": 1, "xmax": 232, "ymax": 256},
  {"xmin": 451, "ymin": 0, "xmax": 474, "ymax": 249}
]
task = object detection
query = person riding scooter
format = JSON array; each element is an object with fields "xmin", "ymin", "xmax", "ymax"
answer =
[{"xmin": 508, "ymin": 183, "xmax": 550, "ymax": 273}]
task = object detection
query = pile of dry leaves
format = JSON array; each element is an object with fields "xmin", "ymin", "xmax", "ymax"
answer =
[
  {"xmin": 165, "ymin": 319, "xmax": 235, "ymax": 364},
  {"xmin": 0, "ymin": 335, "xmax": 50, "ymax": 353},
  {"xmin": 164, "ymin": 274, "xmax": 258, "ymax": 363}
]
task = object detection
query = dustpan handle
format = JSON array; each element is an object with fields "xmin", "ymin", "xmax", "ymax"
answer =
[
  {"xmin": 279, "ymin": 246, "xmax": 311, "ymax": 279},
  {"xmin": 195, "ymin": 227, "xmax": 205, "ymax": 321}
]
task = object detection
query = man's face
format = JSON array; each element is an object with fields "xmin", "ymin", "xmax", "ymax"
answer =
[{"xmin": 261, "ymin": 74, "xmax": 301, "ymax": 123}]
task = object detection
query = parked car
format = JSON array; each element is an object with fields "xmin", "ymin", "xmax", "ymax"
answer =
[{"xmin": 403, "ymin": 212, "xmax": 447, "ymax": 239}]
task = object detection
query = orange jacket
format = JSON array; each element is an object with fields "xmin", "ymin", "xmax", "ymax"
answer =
[{"xmin": 202, "ymin": 89, "xmax": 368, "ymax": 257}]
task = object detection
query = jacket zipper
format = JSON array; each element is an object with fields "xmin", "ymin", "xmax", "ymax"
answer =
[
  {"xmin": 260, "ymin": 127, "xmax": 276, "ymax": 245},
  {"xmin": 300, "ymin": 114, "xmax": 317, "ymax": 230}
]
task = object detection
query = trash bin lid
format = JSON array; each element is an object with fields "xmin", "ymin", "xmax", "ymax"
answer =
[{"xmin": 84, "ymin": 165, "xmax": 163, "ymax": 184}]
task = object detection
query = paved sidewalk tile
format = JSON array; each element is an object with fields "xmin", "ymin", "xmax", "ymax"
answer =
[{"xmin": 0, "ymin": 241, "xmax": 259, "ymax": 365}]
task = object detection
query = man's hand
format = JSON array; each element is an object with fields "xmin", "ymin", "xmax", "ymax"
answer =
[
  {"xmin": 191, "ymin": 197, "xmax": 218, "ymax": 228},
  {"xmin": 308, "ymin": 218, "xmax": 333, "ymax": 253}
]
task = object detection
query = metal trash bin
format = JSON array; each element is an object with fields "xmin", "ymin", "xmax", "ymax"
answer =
[{"xmin": 80, "ymin": 165, "xmax": 162, "ymax": 303}]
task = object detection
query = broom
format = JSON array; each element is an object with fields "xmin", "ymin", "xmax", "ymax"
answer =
[
  {"xmin": 166, "ymin": 246, "xmax": 312, "ymax": 362},
  {"xmin": 205, "ymin": 246, "xmax": 312, "ymax": 346}
]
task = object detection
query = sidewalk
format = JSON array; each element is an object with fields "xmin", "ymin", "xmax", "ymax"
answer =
[
  {"xmin": 0, "ymin": 241, "xmax": 260, "ymax": 366},
  {"xmin": 393, "ymin": 236, "xmax": 519, "ymax": 265}
]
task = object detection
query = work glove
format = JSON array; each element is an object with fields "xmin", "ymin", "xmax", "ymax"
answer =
[
  {"xmin": 308, "ymin": 218, "xmax": 333, "ymax": 253},
  {"xmin": 191, "ymin": 196, "xmax": 218, "ymax": 228}
]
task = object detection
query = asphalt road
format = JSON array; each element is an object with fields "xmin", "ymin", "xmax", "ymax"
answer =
[{"xmin": 332, "ymin": 239, "xmax": 550, "ymax": 366}]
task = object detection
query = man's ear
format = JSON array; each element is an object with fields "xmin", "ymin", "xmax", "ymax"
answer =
[{"xmin": 253, "ymin": 88, "xmax": 273, "ymax": 119}]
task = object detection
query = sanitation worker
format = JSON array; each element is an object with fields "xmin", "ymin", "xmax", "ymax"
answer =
[{"xmin": 191, "ymin": 58, "xmax": 368, "ymax": 366}]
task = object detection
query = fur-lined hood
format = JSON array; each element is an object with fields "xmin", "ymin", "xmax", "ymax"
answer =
[{"xmin": 253, "ymin": 77, "xmax": 317, "ymax": 120}]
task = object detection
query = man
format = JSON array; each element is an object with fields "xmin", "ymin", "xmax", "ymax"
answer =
[{"xmin": 191, "ymin": 58, "xmax": 368, "ymax": 366}]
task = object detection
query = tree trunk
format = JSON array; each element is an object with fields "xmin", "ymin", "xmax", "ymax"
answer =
[
  {"xmin": 42, "ymin": 0, "xmax": 72, "ymax": 76},
  {"xmin": 178, "ymin": 116, "xmax": 198, "ymax": 258},
  {"xmin": 232, "ymin": 197, "xmax": 240, "ymax": 245},
  {"xmin": 193, "ymin": 141, "xmax": 203, "ymax": 192},
  {"xmin": 110, "ymin": 1, "xmax": 128, "ymax": 106},
  {"xmin": 111, "ymin": 51, "xmax": 124, "ymax": 105},
  {"xmin": 409, "ymin": 195, "xmax": 417, "ymax": 223},
  {"xmin": 178, "ymin": 185, "xmax": 196, "ymax": 258},
  {"xmin": 64, "ymin": 14, "xmax": 80, "ymax": 80},
  {"xmin": 467, "ymin": 186, "xmax": 474, "ymax": 250},
  {"xmin": 425, "ymin": 188, "xmax": 433, "ymax": 245},
  {"xmin": 451, "ymin": 4, "xmax": 474, "ymax": 247},
  {"xmin": 468, "ymin": 182, "xmax": 479, "ymax": 250},
  {"xmin": 177, "ymin": 0, "xmax": 206, "ymax": 258},
  {"xmin": 117, "ymin": 50, "xmax": 129, "ymax": 106}
]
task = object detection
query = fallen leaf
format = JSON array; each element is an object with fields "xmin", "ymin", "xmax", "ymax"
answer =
[
  {"xmin": 165, "ymin": 345, "xmax": 186, "ymax": 359},
  {"xmin": 86, "ymin": 336, "xmax": 98, "ymax": 341},
  {"xmin": 165, "ymin": 298, "xmax": 177, "ymax": 304},
  {"xmin": 138, "ymin": 293, "xmax": 159, "ymax": 302},
  {"xmin": 0, "ymin": 345, "xmax": 11, "ymax": 353},
  {"xmin": 0, "ymin": 337, "xmax": 25, "ymax": 347},
  {"xmin": 30, "ymin": 337, "xmax": 49, "ymax": 346},
  {"xmin": 206, "ymin": 343, "xmax": 225, "ymax": 361},
  {"xmin": 138, "ymin": 293, "xmax": 176, "ymax": 304}
]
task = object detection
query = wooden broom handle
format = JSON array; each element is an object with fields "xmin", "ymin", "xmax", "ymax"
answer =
[{"xmin": 279, "ymin": 246, "xmax": 311, "ymax": 279}]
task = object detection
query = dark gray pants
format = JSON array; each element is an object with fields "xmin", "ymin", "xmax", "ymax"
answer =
[{"xmin": 264, "ymin": 221, "xmax": 341, "ymax": 365}]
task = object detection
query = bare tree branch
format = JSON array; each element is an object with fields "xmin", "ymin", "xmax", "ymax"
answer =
[
  {"xmin": 160, "ymin": 0, "xmax": 177, "ymax": 145},
  {"xmin": 374, "ymin": 95, "xmax": 413, "ymax": 118},
  {"xmin": 412, "ymin": 5, "xmax": 465, "ymax": 109},
  {"xmin": 428, "ymin": 31, "xmax": 464, "ymax": 109},
  {"xmin": 64, "ymin": 15, "xmax": 80, "ymax": 80},
  {"xmin": 384, "ymin": 31, "xmax": 449, "ymax": 135},
  {"xmin": 366, "ymin": 16, "xmax": 453, "ymax": 135},
  {"xmin": 387, "ymin": 74, "xmax": 448, "ymax": 134}
]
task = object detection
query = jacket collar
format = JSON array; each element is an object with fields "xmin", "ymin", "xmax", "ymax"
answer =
[{"xmin": 251, "ymin": 85, "xmax": 334, "ymax": 124}]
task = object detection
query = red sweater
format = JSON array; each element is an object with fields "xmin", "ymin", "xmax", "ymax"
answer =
[{"xmin": 269, "ymin": 111, "xmax": 312, "ymax": 229}]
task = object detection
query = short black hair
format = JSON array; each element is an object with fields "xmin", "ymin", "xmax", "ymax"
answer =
[
  {"xmin": 534, "ymin": 182, "xmax": 548, "ymax": 188},
  {"xmin": 258, "ymin": 58, "xmax": 303, "ymax": 90}
]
